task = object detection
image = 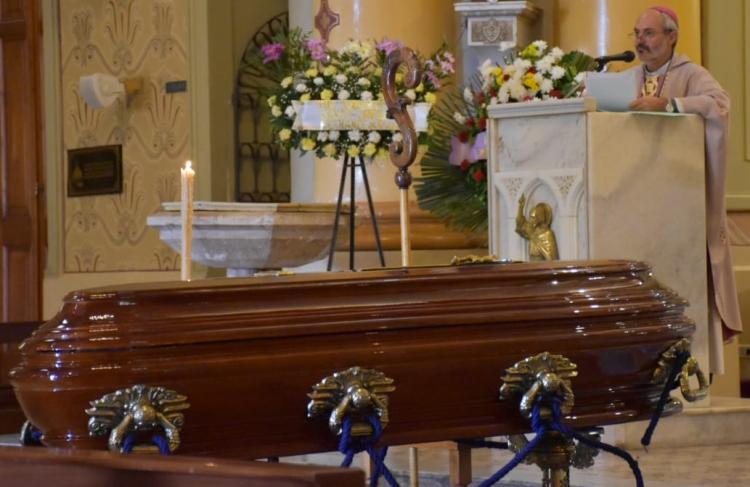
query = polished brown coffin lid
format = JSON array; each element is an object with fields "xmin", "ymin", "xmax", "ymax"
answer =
[{"xmin": 24, "ymin": 259, "xmax": 688, "ymax": 354}]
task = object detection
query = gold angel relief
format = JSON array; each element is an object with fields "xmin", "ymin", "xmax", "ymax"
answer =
[{"xmin": 515, "ymin": 194, "xmax": 559, "ymax": 261}]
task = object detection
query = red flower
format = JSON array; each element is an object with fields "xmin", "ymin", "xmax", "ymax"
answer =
[
  {"xmin": 478, "ymin": 118, "xmax": 487, "ymax": 130},
  {"xmin": 528, "ymin": 67, "xmax": 537, "ymax": 74},
  {"xmin": 458, "ymin": 131, "xmax": 469, "ymax": 143},
  {"xmin": 473, "ymin": 168, "xmax": 485, "ymax": 183},
  {"xmin": 474, "ymin": 92, "xmax": 485, "ymax": 104},
  {"xmin": 460, "ymin": 159, "xmax": 470, "ymax": 172},
  {"xmin": 465, "ymin": 118, "xmax": 475, "ymax": 127},
  {"xmin": 549, "ymin": 89, "xmax": 563, "ymax": 99}
]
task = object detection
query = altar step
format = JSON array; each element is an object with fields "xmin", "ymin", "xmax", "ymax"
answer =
[{"xmin": 605, "ymin": 396, "xmax": 750, "ymax": 449}]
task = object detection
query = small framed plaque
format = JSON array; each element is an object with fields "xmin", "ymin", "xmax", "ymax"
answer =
[{"xmin": 67, "ymin": 145, "xmax": 123, "ymax": 197}]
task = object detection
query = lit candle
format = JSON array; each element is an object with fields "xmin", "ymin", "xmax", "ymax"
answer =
[{"xmin": 180, "ymin": 160, "xmax": 194, "ymax": 281}]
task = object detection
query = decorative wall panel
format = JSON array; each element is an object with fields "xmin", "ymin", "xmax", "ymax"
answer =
[{"xmin": 61, "ymin": 0, "xmax": 188, "ymax": 272}]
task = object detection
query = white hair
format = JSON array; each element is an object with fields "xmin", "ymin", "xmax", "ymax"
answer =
[
  {"xmin": 658, "ymin": 12, "xmax": 679, "ymax": 34},
  {"xmin": 657, "ymin": 12, "xmax": 678, "ymax": 48}
]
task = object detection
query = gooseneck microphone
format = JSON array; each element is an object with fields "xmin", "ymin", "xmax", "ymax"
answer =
[{"xmin": 594, "ymin": 51, "xmax": 636, "ymax": 71}]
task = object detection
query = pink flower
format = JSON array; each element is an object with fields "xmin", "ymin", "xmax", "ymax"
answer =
[
  {"xmin": 305, "ymin": 39, "xmax": 327, "ymax": 61},
  {"xmin": 440, "ymin": 59, "xmax": 455, "ymax": 74},
  {"xmin": 376, "ymin": 39, "xmax": 404, "ymax": 55},
  {"xmin": 261, "ymin": 42, "xmax": 285, "ymax": 64},
  {"xmin": 425, "ymin": 71, "xmax": 441, "ymax": 89}
]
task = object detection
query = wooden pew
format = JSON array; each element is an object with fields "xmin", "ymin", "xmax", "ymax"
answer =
[
  {"xmin": 0, "ymin": 322, "xmax": 40, "ymax": 433},
  {"xmin": 0, "ymin": 446, "xmax": 363, "ymax": 487}
]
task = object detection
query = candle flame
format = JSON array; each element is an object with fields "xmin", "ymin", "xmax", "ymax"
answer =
[{"xmin": 185, "ymin": 160, "xmax": 192, "ymax": 170}]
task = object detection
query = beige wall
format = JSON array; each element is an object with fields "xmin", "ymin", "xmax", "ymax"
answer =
[{"xmin": 58, "ymin": 0, "xmax": 190, "ymax": 273}]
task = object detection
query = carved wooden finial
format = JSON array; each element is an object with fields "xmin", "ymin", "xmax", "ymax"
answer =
[
  {"xmin": 314, "ymin": 0, "xmax": 340, "ymax": 46},
  {"xmin": 382, "ymin": 47, "xmax": 423, "ymax": 189}
]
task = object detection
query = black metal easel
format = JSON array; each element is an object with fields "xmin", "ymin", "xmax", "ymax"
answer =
[{"xmin": 326, "ymin": 154, "xmax": 386, "ymax": 271}]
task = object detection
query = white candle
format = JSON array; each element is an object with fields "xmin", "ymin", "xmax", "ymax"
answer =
[{"xmin": 180, "ymin": 160, "xmax": 194, "ymax": 281}]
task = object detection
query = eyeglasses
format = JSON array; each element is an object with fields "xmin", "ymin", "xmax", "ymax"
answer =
[{"xmin": 629, "ymin": 29, "xmax": 672, "ymax": 40}]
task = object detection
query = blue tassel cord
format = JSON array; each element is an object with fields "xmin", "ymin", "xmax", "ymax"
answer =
[
  {"xmin": 480, "ymin": 397, "xmax": 644, "ymax": 487},
  {"xmin": 338, "ymin": 415, "xmax": 399, "ymax": 487}
]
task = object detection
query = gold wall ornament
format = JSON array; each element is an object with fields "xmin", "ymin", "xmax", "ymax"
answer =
[
  {"xmin": 86, "ymin": 384, "xmax": 190, "ymax": 454},
  {"xmin": 515, "ymin": 194, "xmax": 560, "ymax": 261},
  {"xmin": 307, "ymin": 366, "xmax": 395, "ymax": 437},
  {"xmin": 652, "ymin": 338, "xmax": 709, "ymax": 402},
  {"xmin": 499, "ymin": 352, "xmax": 577, "ymax": 419}
]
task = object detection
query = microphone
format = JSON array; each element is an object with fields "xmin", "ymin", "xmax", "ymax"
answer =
[{"xmin": 594, "ymin": 51, "xmax": 636, "ymax": 71}]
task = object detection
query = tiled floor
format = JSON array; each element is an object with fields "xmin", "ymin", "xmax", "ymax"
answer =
[
  {"xmin": 286, "ymin": 441, "xmax": 750, "ymax": 487},
  {"xmin": 3, "ymin": 434, "xmax": 748, "ymax": 486}
]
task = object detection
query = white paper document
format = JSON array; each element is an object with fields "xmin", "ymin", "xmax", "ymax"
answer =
[{"xmin": 585, "ymin": 70, "xmax": 639, "ymax": 112}]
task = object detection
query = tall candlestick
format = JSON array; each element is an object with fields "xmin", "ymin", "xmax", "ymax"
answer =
[{"xmin": 180, "ymin": 160, "xmax": 194, "ymax": 281}]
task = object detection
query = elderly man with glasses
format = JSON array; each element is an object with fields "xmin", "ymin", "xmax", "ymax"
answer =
[{"xmin": 626, "ymin": 6, "xmax": 741, "ymax": 374}]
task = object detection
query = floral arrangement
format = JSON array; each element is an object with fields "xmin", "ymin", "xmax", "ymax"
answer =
[
  {"xmin": 415, "ymin": 40, "xmax": 596, "ymax": 234},
  {"xmin": 257, "ymin": 29, "xmax": 454, "ymax": 160}
]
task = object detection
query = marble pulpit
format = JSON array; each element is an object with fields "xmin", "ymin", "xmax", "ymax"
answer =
[{"xmin": 487, "ymin": 97, "xmax": 709, "ymax": 381}]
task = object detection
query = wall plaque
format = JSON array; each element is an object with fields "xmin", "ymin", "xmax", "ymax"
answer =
[{"xmin": 67, "ymin": 145, "xmax": 123, "ymax": 197}]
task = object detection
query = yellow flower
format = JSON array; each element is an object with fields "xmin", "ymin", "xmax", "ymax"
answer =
[
  {"xmin": 347, "ymin": 145, "xmax": 360, "ymax": 157},
  {"xmin": 395, "ymin": 73, "xmax": 404, "ymax": 84},
  {"xmin": 415, "ymin": 82, "xmax": 425, "ymax": 93},
  {"xmin": 320, "ymin": 89, "xmax": 334, "ymax": 100},
  {"xmin": 301, "ymin": 138, "xmax": 316, "ymax": 151},
  {"xmin": 363, "ymin": 143, "xmax": 377, "ymax": 157},
  {"xmin": 521, "ymin": 44, "xmax": 539, "ymax": 58},
  {"xmin": 300, "ymin": 93, "xmax": 311, "ymax": 102},
  {"xmin": 523, "ymin": 72, "xmax": 539, "ymax": 91},
  {"xmin": 491, "ymin": 66, "xmax": 503, "ymax": 77},
  {"xmin": 281, "ymin": 76, "xmax": 293, "ymax": 88},
  {"xmin": 323, "ymin": 65, "xmax": 337, "ymax": 76},
  {"xmin": 424, "ymin": 92, "xmax": 437, "ymax": 104},
  {"xmin": 305, "ymin": 68, "xmax": 319, "ymax": 78},
  {"xmin": 495, "ymin": 75, "xmax": 505, "ymax": 86},
  {"xmin": 323, "ymin": 143, "xmax": 337, "ymax": 157},
  {"xmin": 375, "ymin": 67, "xmax": 383, "ymax": 76},
  {"xmin": 267, "ymin": 95, "xmax": 277, "ymax": 107},
  {"xmin": 377, "ymin": 147, "xmax": 389, "ymax": 158},
  {"xmin": 279, "ymin": 128, "xmax": 291, "ymax": 141}
]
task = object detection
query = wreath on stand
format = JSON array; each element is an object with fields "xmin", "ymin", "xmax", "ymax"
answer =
[{"xmin": 416, "ymin": 41, "xmax": 596, "ymax": 234}]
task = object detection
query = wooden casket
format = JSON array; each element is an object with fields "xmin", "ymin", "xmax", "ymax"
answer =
[{"xmin": 10, "ymin": 260, "xmax": 694, "ymax": 459}]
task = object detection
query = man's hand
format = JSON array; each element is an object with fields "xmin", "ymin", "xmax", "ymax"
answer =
[{"xmin": 629, "ymin": 96, "xmax": 669, "ymax": 112}]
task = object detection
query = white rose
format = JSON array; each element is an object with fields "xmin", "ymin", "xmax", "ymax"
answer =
[
  {"xmin": 295, "ymin": 83, "xmax": 308, "ymax": 93},
  {"xmin": 575, "ymin": 72, "xmax": 586, "ymax": 83},
  {"xmin": 405, "ymin": 89, "xmax": 416, "ymax": 101},
  {"xmin": 368, "ymin": 131, "xmax": 381, "ymax": 143},
  {"xmin": 271, "ymin": 105, "xmax": 282, "ymax": 117},
  {"xmin": 279, "ymin": 128, "xmax": 291, "ymax": 141},
  {"xmin": 453, "ymin": 112, "xmax": 466, "ymax": 124},
  {"xmin": 463, "ymin": 87, "xmax": 473, "ymax": 103},
  {"xmin": 550, "ymin": 66, "xmax": 566, "ymax": 81},
  {"xmin": 497, "ymin": 85, "xmax": 510, "ymax": 103},
  {"xmin": 490, "ymin": 96, "xmax": 498, "ymax": 104},
  {"xmin": 550, "ymin": 47, "xmax": 564, "ymax": 60},
  {"xmin": 541, "ymin": 78, "xmax": 554, "ymax": 93},
  {"xmin": 335, "ymin": 74, "xmax": 348, "ymax": 84},
  {"xmin": 313, "ymin": 77, "xmax": 324, "ymax": 86},
  {"xmin": 338, "ymin": 89, "xmax": 350, "ymax": 100},
  {"xmin": 357, "ymin": 78, "xmax": 371, "ymax": 87},
  {"xmin": 348, "ymin": 130, "xmax": 362, "ymax": 142},
  {"xmin": 284, "ymin": 105, "xmax": 296, "ymax": 118},
  {"xmin": 532, "ymin": 40, "xmax": 548, "ymax": 51},
  {"xmin": 392, "ymin": 132, "xmax": 403, "ymax": 142},
  {"xmin": 360, "ymin": 91, "xmax": 373, "ymax": 101},
  {"xmin": 317, "ymin": 131, "xmax": 329, "ymax": 142},
  {"xmin": 328, "ymin": 130, "xmax": 340, "ymax": 141}
]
